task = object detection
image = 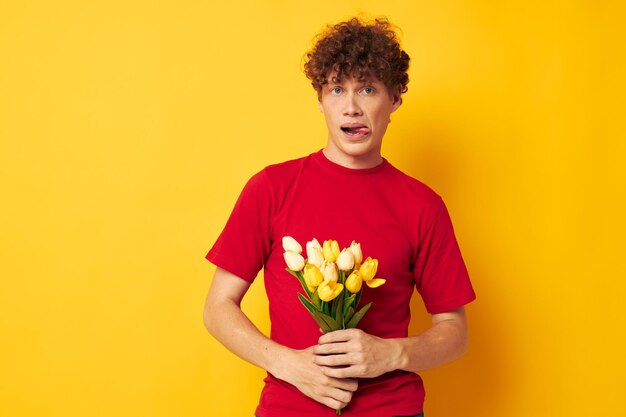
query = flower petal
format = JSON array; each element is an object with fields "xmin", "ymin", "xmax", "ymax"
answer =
[{"xmin": 365, "ymin": 278, "xmax": 386, "ymax": 288}]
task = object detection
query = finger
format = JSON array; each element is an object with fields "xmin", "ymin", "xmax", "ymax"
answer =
[
  {"xmin": 312, "ymin": 342, "xmax": 350, "ymax": 355},
  {"xmin": 322, "ymin": 373, "xmax": 358, "ymax": 392},
  {"xmin": 314, "ymin": 353, "xmax": 356, "ymax": 367},
  {"xmin": 331, "ymin": 377, "xmax": 358, "ymax": 392},
  {"xmin": 325, "ymin": 386, "xmax": 354, "ymax": 406},
  {"xmin": 321, "ymin": 396, "xmax": 348, "ymax": 410},
  {"xmin": 322, "ymin": 365, "xmax": 360, "ymax": 379},
  {"xmin": 318, "ymin": 328, "xmax": 360, "ymax": 344}
]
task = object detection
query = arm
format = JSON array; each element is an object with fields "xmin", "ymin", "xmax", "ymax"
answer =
[
  {"xmin": 312, "ymin": 307, "xmax": 468, "ymax": 378},
  {"xmin": 203, "ymin": 267, "xmax": 358, "ymax": 410}
]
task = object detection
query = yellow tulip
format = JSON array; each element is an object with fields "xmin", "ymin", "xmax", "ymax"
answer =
[
  {"xmin": 349, "ymin": 241, "xmax": 363, "ymax": 265},
  {"xmin": 317, "ymin": 280, "xmax": 344, "ymax": 302},
  {"xmin": 283, "ymin": 251, "xmax": 305, "ymax": 271},
  {"xmin": 282, "ymin": 236, "xmax": 302, "ymax": 254},
  {"xmin": 322, "ymin": 240, "xmax": 340, "ymax": 262},
  {"xmin": 365, "ymin": 278, "xmax": 386, "ymax": 288},
  {"xmin": 336, "ymin": 248, "xmax": 355, "ymax": 271},
  {"xmin": 306, "ymin": 238, "xmax": 324, "ymax": 268},
  {"xmin": 319, "ymin": 260, "xmax": 338, "ymax": 282},
  {"xmin": 303, "ymin": 264, "xmax": 324, "ymax": 292},
  {"xmin": 345, "ymin": 271, "xmax": 362, "ymax": 293},
  {"xmin": 359, "ymin": 257, "xmax": 378, "ymax": 282}
]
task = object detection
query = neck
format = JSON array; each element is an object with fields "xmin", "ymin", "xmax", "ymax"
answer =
[{"xmin": 322, "ymin": 148, "xmax": 383, "ymax": 170}]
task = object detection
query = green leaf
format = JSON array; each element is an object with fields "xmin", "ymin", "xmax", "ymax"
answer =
[
  {"xmin": 311, "ymin": 290, "xmax": 321, "ymax": 309},
  {"xmin": 321, "ymin": 300, "xmax": 330, "ymax": 316},
  {"xmin": 311, "ymin": 312, "xmax": 332, "ymax": 333},
  {"xmin": 330, "ymin": 296, "xmax": 338, "ymax": 317},
  {"xmin": 344, "ymin": 306, "xmax": 355, "ymax": 324},
  {"xmin": 335, "ymin": 292, "xmax": 344, "ymax": 329},
  {"xmin": 298, "ymin": 294, "xmax": 340, "ymax": 332},
  {"xmin": 354, "ymin": 288, "xmax": 362, "ymax": 309},
  {"xmin": 287, "ymin": 268, "xmax": 312, "ymax": 298},
  {"xmin": 314, "ymin": 310, "xmax": 340, "ymax": 332},
  {"xmin": 297, "ymin": 293, "xmax": 320, "ymax": 315},
  {"xmin": 345, "ymin": 302, "xmax": 372, "ymax": 329},
  {"xmin": 343, "ymin": 294, "xmax": 356, "ymax": 317}
]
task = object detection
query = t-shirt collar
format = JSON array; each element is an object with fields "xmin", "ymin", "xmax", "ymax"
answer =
[{"xmin": 312, "ymin": 149, "xmax": 390, "ymax": 175}]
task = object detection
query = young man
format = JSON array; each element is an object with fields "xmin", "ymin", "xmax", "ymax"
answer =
[{"xmin": 203, "ymin": 17, "xmax": 476, "ymax": 417}]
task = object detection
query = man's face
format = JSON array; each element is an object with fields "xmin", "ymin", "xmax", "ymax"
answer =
[{"xmin": 318, "ymin": 73, "xmax": 402, "ymax": 168}]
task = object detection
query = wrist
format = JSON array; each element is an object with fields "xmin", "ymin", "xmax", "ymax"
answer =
[
  {"xmin": 264, "ymin": 342, "xmax": 296, "ymax": 380},
  {"xmin": 390, "ymin": 337, "xmax": 410, "ymax": 372}
]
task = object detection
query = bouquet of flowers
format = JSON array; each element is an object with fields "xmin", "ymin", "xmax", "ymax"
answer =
[
  {"xmin": 282, "ymin": 236, "xmax": 386, "ymax": 333},
  {"xmin": 282, "ymin": 236, "xmax": 386, "ymax": 414}
]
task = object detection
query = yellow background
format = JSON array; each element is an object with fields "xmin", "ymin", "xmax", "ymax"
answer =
[{"xmin": 1, "ymin": 1, "xmax": 624, "ymax": 416}]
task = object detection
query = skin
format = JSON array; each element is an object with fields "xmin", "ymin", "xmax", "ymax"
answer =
[
  {"xmin": 204, "ymin": 268, "xmax": 358, "ymax": 410},
  {"xmin": 318, "ymin": 74, "xmax": 402, "ymax": 169},
  {"xmin": 204, "ymin": 268, "xmax": 468, "ymax": 410},
  {"xmin": 203, "ymin": 73, "xmax": 469, "ymax": 411}
]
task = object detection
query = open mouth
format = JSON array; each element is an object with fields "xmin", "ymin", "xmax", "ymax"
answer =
[{"xmin": 340, "ymin": 124, "xmax": 371, "ymax": 137}]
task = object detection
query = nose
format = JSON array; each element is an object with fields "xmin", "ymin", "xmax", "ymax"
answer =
[{"xmin": 343, "ymin": 93, "xmax": 363, "ymax": 116}]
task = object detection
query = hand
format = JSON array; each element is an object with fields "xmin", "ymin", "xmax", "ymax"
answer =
[
  {"xmin": 312, "ymin": 328, "xmax": 401, "ymax": 379},
  {"xmin": 277, "ymin": 346, "xmax": 358, "ymax": 411}
]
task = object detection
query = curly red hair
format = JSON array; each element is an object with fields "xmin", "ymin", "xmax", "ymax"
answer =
[{"xmin": 304, "ymin": 17, "xmax": 410, "ymax": 98}]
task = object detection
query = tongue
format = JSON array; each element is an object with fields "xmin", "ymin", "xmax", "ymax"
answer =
[{"xmin": 354, "ymin": 127, "xmax": 369, "ymax": 134}]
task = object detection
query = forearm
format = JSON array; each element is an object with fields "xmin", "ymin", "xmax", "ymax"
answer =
[
  {"xmin": 204, "ymin": 268, "xmax": 359, "ymax": 410},
  {"xmin": 203, "ymin": 297, "xmax": 292, "ymax": 378},
  {"xmin": 314, "ymin": 308, "xmax": 468, "ymax": 379},
  {"xmin": 206, "ymin": 299, "xmax": 360, "ymax": 409},
  {"xmin": 391, "ymin": 314, "xmax": 468, "ymax": 373}
]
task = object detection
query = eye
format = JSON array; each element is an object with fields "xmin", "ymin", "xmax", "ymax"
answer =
[
  {"xmin": 330, "ymin": 87, "xmax": 343, "ymax": 95},
  {"xmin": 362, "ymin": 86, "xmax": 375, "ymax": 95}
]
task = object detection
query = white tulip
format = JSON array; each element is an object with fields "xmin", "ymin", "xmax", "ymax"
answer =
[
  {"xmin": 336, "ymin": 248, "xmax": 355, "ymax": 271},
  {"xmin": 283, "ymin": 251, "xmax": 305, "ymax": 271},
  {"xmin": 282, "ymin": 236, "xmax": 302, "ymax": 254},
  {"xmin": 319, "ymin": 260, "xmax": 338, "ymax": 282},
  {"xmin": 306, "ymin": 238, "xmax": 324, "ymax": 268},
  {"xmin": 349, "ymin": 241, "xmax": 363, "ymax": 265}
]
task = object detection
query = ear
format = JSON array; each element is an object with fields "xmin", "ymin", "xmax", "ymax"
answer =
[
  {"xmin": 318, "ymin": 101, "xmax": 324, "ymax": 113},
  {"xmin": 390, "ymin": 86, "xmax": 403, "ymax": 112}
]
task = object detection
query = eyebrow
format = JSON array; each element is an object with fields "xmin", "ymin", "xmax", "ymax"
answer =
[{"xmin": 328, "ymin": 76, "xmax": 375, "ymax": 85}]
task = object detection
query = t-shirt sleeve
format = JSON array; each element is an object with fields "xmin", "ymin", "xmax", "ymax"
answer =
[
  {"xmin": 205, "ymin": 169, "xmax": 272, "ymax": 282},
  {"xmin": 413, "ymin": 199, "xmax": 476, "ymax": 314}
]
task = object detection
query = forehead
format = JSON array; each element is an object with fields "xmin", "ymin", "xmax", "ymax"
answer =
[{"xmin": 326, "ymin": 70, "xmax": 381, "ymax": 85}]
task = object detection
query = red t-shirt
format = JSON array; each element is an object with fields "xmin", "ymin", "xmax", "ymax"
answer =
[{"xmin": 206, "ymin": 150, "xmax": 476, "ymax": 417}]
